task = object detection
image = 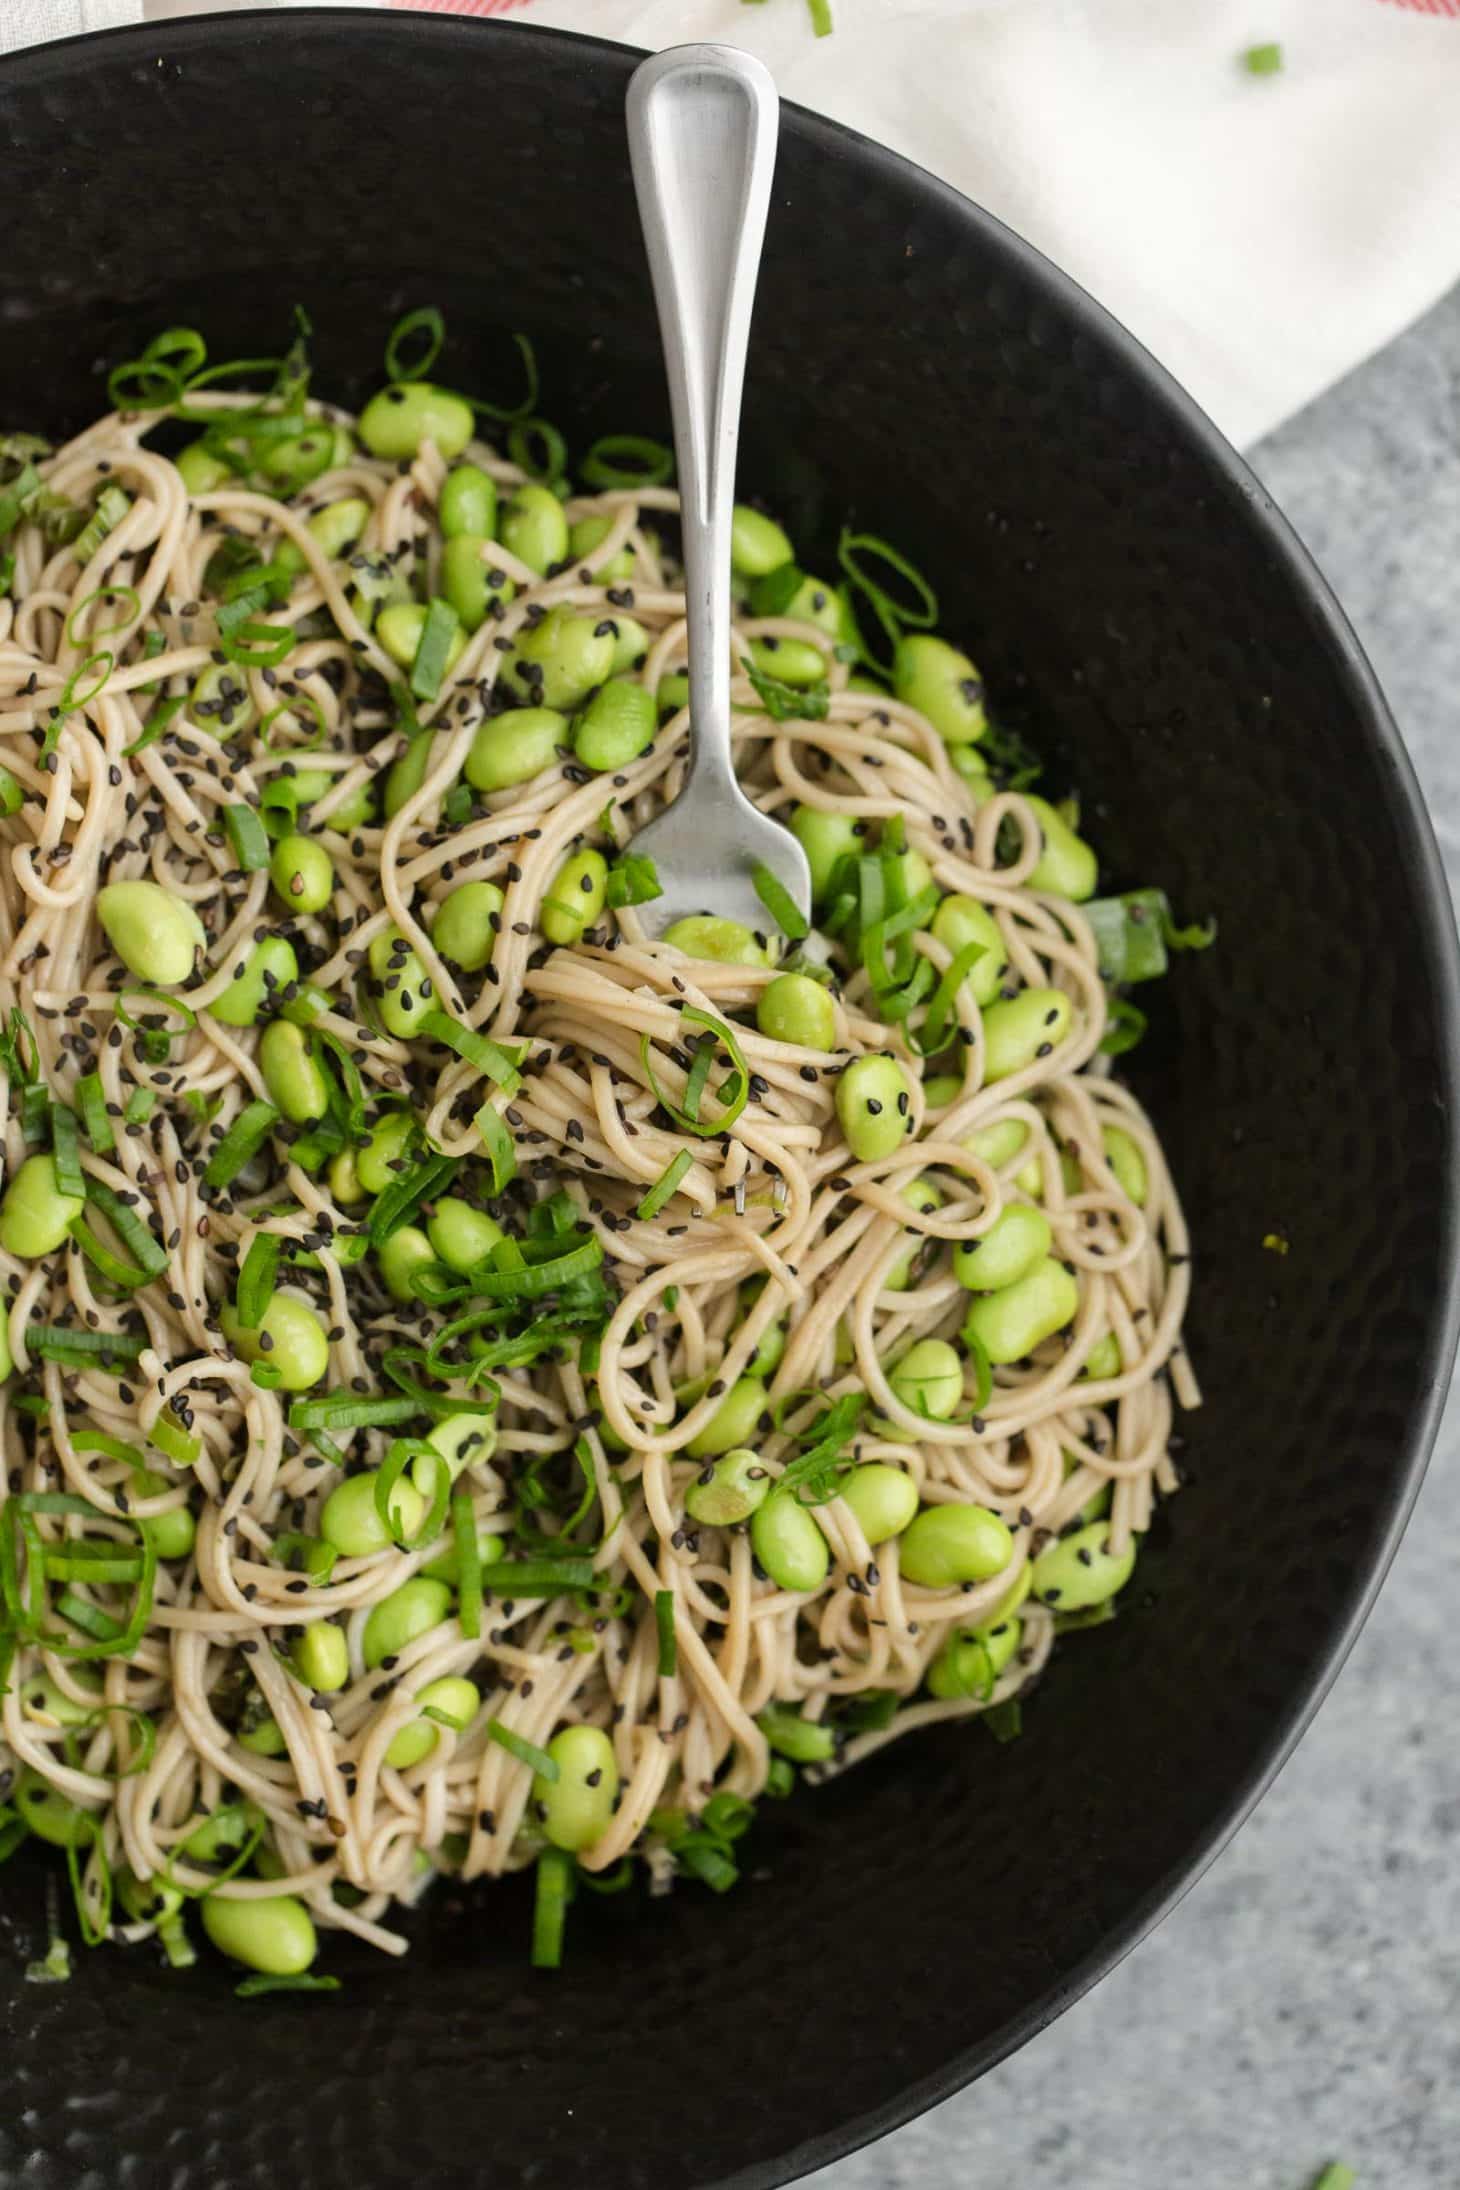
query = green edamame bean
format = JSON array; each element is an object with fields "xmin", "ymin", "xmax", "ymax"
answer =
[
  {"xmin": 411, "ymin": 1410, "xmax": 498, "ymax": 1498},
  {"xmin": 355, "ymin": 1109, "xmax": 415, "ymax": 1195},
  {"xmin": 751, "ymin": 1492, "xmax": 829, "ymax": 1593},
  {"xmin": 986, "ymin": 1562, "xmax": 1032, "ymax": 1630},
  {"xmin": 175, "ymin": 441, "xmax": 232, "ymax": 494},
  {"xmin": 134, "ymin": 1470, "xmax": 196, "ymax": 1561},
  {"xmin": 378, "ymin": 1224, "xmax": 435, "ymax": 1303},
  {"xmin": 606, "ymin": 616, "xmax": 649, "ymax": 675},
  {"xmin": 892, "ymin": 633, "xmax": 987, "ymax": 745},
  {"xmin": 966, "ymin": 1117, "xmax": 1032, "ymax": 1172},
  {"xmin": 237, "ymin": 1709, "xmax": 287, "ymax": 1758},
  {"xmin": 0, "ymin": 1153, "xmax": 85, "ymax": 1258},
  {"xmin": 368, "ymin": 925, "xmax": 433, "ymax": 1037},
  {"xmin": 926, "ymin": 1615, "xmax": 1023, "ymax": 1699},
  {"xmin": 308, "ymin": 495, "xmax": 370, "ymax": 560},
  {"xmin": 1031, "ymin": 1519, "xmax": 1137, "ymax": 1610},
  {"xmin": 980, "ymin": 987, "xmax": 1072, "ymax": 1081},
  {"xmin": 930, "ymin": 896, "xmax": 1008, "ymax": 1005},
  {"xmin": 386, "ymin": 1675, "xmax": 480, "ymax": 1770},
  {"xmin": 571, "ymin": 679, "xmax": 656, "ymax": 773},
  {"xmin": 440, "ymin": 463, "xmax": 498, "ymax": 542},
  {"xmin": 568, "ymin": 514, "xmax": 634, "ymax": 581},
  {"xmin": 117, "ymin": 1867, "xmax": 184, "ymax": 1926},
  {"xmin": 757, "ymin": 972, "xmax": 836, "ymax": 1050},
  {"xmin": 499, "ymin": 481, "xmax": 570, "ymax": 574},
  {"xmin": 181, "ymin": 1803, "xmax": 262, "ymax": 1868},
  {"xmin": 432, "ymin": 880, "xmax": 503, "ymax": 972},
  {"xmin": 211, "ymin": 934, "xmax": 299, "ymax": 1027},
  {"xmin": 780, "ymin": 574, "xmax": 858, "ymax": 647},
  {"xmin": 314, "ymin": 777, "xmax": 375, "ymax": 831},
  {"xmin": 259, "ymin": 423, "xmax": 343, "ymax": 492},
  {"xmin": 789, "ymin": 807, "xmax": 867, "ymax": 903},
  {"xmin": 541, "ymin": 848, "xmax": 608, "ymax": 947},
  {"xmin": 358, "ymin": 382, "xmax": 474, "ymax": 462},
  {"xmin": 838, "ymin": 1463, "xmax": 919, "ymax": 1545},
  {"xmin": 427, "ymin": 1197, "xmax": 502, "ymax": 1273},
  {"xmin": 220, "ymin": 1294, "xmax": 329, "ymax": 1391},
  {"xmin": 258, "ymin": 1020, "xmax": 330, "ymax": 1124},
  {"xmin": 846, "ymin": 671, "xmax": 889, "ymax": 697},
  {"xmin": 18, "ymin": 1671, "xmax": 100, "ymax": 1727},
  {"xmin": 899, "ymin": 1502, "xmax": 1013, "ymax": 1588},
  {"xmin": 190, "ymin": 660, "xmax": 257, "ymax": 740},
  {"xmin": 835, "ymin": 1054, "xmax": 913, "ymax": 1163},
  {"xmin": 15, "ymin": 1773, "xmax": 97, "ymax": 1848},
  {"xmin": 363, "ymin": 1578, "xmax": 451, "ymax": 1669},
  {"xmin": 744, "ymin": 636, "xmax": 826, "ymax": 690},
  {"xmin": 97, "ymin": 879, "xmax": 205, "ymax": 986},
  {"xmin": 465, "ymin": 705, "xmax": 568, "ymax": 793},
  {"xmin": 757, "ymin": 1702, "xmax": 835, "ymax": 1762},
  {"xmin": 201, "ymin": 1891, "xmax": 318, "ymax": 1977},
  {"xmin": 292, "ymin": 1621, "xmax": 349, "ymax": 1693},
  {"xmin": 950, "ymin": 745, "xmax": 994, "ymax": 799},
  {"xmin": 684, "ymin": 1445, "xmax": 771, "ymax": 1527},
  {"xmin": 320, "ymin": 1467, "xmax": 427, "ymax": 1558},
  {"xmin": 962, "ymin": 1256, "xmax": 1079, "ymax": 1365},
  {"xmin": 686, "ymin": 1376, "xmax": 769, "ymax": 1458},
  {"xmin": 747, "ymin": 1318, "xmax": 786, "ymax": 1377},
  {"xmin": 888, "ymin": 1338, "xmax": 964, "ymax": 1422},
  {"xmin": 1080, "ymin": 1333, "xmax": 1123, "ymax": 1384},
  {"xmin": 0, "ymin": 1309, "xmax": 11, "ymax": 1386},
  {"xmin": 328, "ymin": 1149, "xmax": 364, "ymax": 1205},
  {"xmin": 885, "ymin": 1177, "xmax": 943, "ymax": 1292},
  {"xmin": 952, "ymin": 1203, "xmax": 1052, "ymax": 1293},
  {"xmin": 1103, "ymin": 1125, "xmax": 1147, "ymax": 1205},
  {"xmin": 534, "ymin": 1724, "xmax": 618, "ymax": 1852},
  {"xmin": 1024, "ymin": 795, "xmax": 1097, "ymax": 902},
  {"xmin": 655, "ymin": 671, "xmax": 690, "ymax": 716},
  {"xmin": 441, "ymin": 535, "xmax": 514, "ymax": 632},
  {"xmin": 269, "ymin": 833, "xmax": 335, "ymax": 915},
  {"xmin": 376, "ymin": 600, "xmax": 467, "ymax": 678},
  {"xmin": 730, "ymin": 505, "xmax": 794, "ymax": 578},
  {"xmin": 661, "ymin": 915, "xmax": 770, "ymax": 967},
  {"xmin": 382, "ymin": 733, "xmax": 440, "ymax": 822},
  {"xmin": 509, "ymin": 607, "xmax": 615, "ymax": 712}
]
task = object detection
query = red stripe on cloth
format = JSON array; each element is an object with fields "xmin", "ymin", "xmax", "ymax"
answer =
[
  {"xmin": 1379, "ymin": 0, "xmax": 1460, "ymax": 15},
  {"xmin": 392, "ymin": 1, "xmax": 536, "ymax": 14}
]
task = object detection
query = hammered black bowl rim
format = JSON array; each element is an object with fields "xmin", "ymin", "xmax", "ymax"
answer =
[{"xmin": 5, "ymin": 11, "xmax": 1460, "ymax": 2186}]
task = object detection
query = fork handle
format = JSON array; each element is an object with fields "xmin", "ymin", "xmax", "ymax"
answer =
[{"xmin": 627, "ymin": 44, "xmax": 779, "ymax": 800}]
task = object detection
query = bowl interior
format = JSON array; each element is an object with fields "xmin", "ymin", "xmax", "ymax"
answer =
[{"xmin": 1, "ymin": 15, "xmax": 1456, "ymax": 2190}]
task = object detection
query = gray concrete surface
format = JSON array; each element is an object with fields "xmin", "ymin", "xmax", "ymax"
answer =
[{"xmin": 815, "ymin": 285, "xmax": 1460, "ymax": 2190}]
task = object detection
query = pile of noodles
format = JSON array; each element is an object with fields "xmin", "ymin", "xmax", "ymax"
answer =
[{"xmin": 0, "ymin": 362, "xmax": 1197, "ymax": 1964}]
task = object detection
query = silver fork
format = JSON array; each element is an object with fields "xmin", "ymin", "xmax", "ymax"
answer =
[{"xmin": 623, "ymin": 43, "xmax": 812, "ymax": 939}]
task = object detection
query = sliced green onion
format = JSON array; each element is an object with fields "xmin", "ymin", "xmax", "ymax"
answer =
[
  {"xmin": 505, "ymin": 418, "xmax": 568, "ymax": 487},
  {"xmin": 676, "ymin": 1834, "xmax": 738, "ymax": 1893},
  {"xmin": 487, "ymin": 1718, "xmax": 558, "ymax": 1780},
  {"xmin": 0, "ymin": 764, "xmax": 22, "ymax": 815},
  {"xmin": 117, "ymin": 987, "xmax": 196, "ymax": 1065},
  {"xmin": 443, "ymin": 783, "xmax": 472, "ymax": 829},
  {"xmin": 751, "ymin": 860, "xmax": 808, "ymax": 941},
  {"xmin": 982, "ymin": 1699, "xmax": 1023, "ymax": 1743},
  {"xmin": 836, "ymin": 528, "xmax": 937, "ymax": 658},
  {"xmin": 58, "ymin": 651, "xmax": 114, "ymax": 715},
  {"xmin": 418, "ymin": 1010, "xmax": 521, "ymax": 1094},
  {"xmin": 66, "ymin": 1833, "xmax": 112, "ymax": 1947},
  {"xmin": 236, "ymin": 1233, "xmax": 281, "ymax": 1330},
  {"xmin": 270, "ymin": 1531, "xmax": 337, "ymax": 1584},
  {"xmin": 0, "ymin": 462, "xmax": 41, "ymax": 539},
  {"xmin": 807, "ymin": 0, "xmax": 834, "ymax": 31},
  {"xmin": 366, "ymin": 1150, "xmax": 457, "ymax": 1248},
  {"xmin": 911, "ymin": 937, "xmax": 987, "ymax": 1058},
  {"xmin": 375, "ymin": 1437, "xmax": 449, "ymax": 1552},
  {"xmin": 1099, "ymin": 999, "xmax": 1147, "ymax": 1057},
  {"xmin": 465, "ymin": 331, "xmax": 539, "ymax": 426},
  {"xmin": 531, "ymin": 1846, "xmax": 574, "ymax": 1970},
  {"xmin": 250, "ymin": 1362, "xmax": 283, "ymax": 1391},
  {"xmin": 64, "ymin": 584, "xmax": 139, "ymax": 646},
  {"xmin": 743, "ymin": 663, "xmax": 829, "ymax": 722},
  {"xmin": 258, "ymin": 690, "xmax": 328, "ymax": 755},
  {"xmin": 287, "ymin": 1391, "xmax": 422, "ymax": 1432},
  {"xmin": 637, "ymin": 1151, "xmax": 692, "ymax": 1221},
  {"xmin": 640, "ymin": 1005, "xmax": 749, "ymax": 1140},
  {"xmin": 655, "ymin": 1589, "xmax": 677, "ymax": 1677},
  {"xmin": 124, "ymin": 1088, "xmax": 156, "ymax": 1127},
  {"xmin": 410, "ymin": 596, "xmax": 461, "ymax": 703},
  {"xmin": 124, "ymin": 691, "xmax": 185, "ymax": 755},
  {"xmin": 29, "ymin": 1326, "xmax": 144, "ymax": 1368},
  {"xmin": 50, "ymin": 1104, "xmax": 85, "ymax": 1202},
  {"xmin": 579, "ymin": 435, "xmax": 673, "ymax": 489},
  {"xmin": 1242, "ymin": 41, "xmax": 1283, "ymax": 75},
  {"xmin": 604, "ymin": 855, "xmax": 662, "ymax": 911},
  {"xmin": 479, "ymin": 1556, "xmax": 595, "ymax": 1598},
  {"xmin": 86, "ymin": 1182, "xmax": 167, "ymax": 1280},
  {"xmin": 203, "ymin": 1101, "xmax": 279, "ymax": 1189},
  {"xmin": 150, "ymin": 1408, "xmax": 202, "ymax": 1466},
  {"xmin": 453, "ymin": 1492, "xmax": 483, "ymax": 1640},
  {"xmin": 223, "ymin": 805, "xmax": 270, "ymax": 872},
  {"xmin": 474, "ymin": 1101, "xmax": 517, "ymax": 1194},
  {"xmin": 384, "ymin": 306, "xmax": 445, "ymax": 383},
  {"xmin": 236, "ymin": 1971, "xmax": 341, "ymax": 1997},
  {"xmin": 218, "ymin": 622, "xmax": 295, "ymax": 670},
  {"xmin": 76, "ymin": 1073, "xmax": 113, "ymax": 1154}
]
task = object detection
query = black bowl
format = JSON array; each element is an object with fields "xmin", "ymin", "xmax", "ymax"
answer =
[{"xmin": 2, "ymin": 13, "xmax": 1457, "ymax": 2189}]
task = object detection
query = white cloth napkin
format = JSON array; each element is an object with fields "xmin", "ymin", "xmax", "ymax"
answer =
[{"xmin": 9, "ymin": 0, "xmax": 1460, "ymax": 448}]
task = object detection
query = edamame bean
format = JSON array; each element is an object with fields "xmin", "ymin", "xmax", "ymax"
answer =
[
  {"xmin": 1080, "ymin": 1333, "xmax": 1123, "ymax": 1384},
  {"xmin": 508, "ymin": 607, "xmax": 615, "ymax": 711},
  {"xmin": 1024, "ymin": 795, "xmax": 1097, "ymax": 902},
  {"xmin": 952, "ymin": 1204, "xmax": 1052, "ymax": 1293},
  {"xmin": 568, "ymin": 514, "xmax": 634, "ymax": 581},
  {"xmin": 432, "ymin": 880, "xmax": 503, "ymax": 972},
  {"xmin": 892, "ymin": 634, "xmax": 987, "ymax": 745},
  {"xmin": 292, "ymin": 1621, "xmax": 349, "ymax": 1693},
  {"xmin": 888, "ymin": 1338, "xmax": 964, "ymax": 1422},
  {"xmin": 744, "ymin": 636, "xmax": 826, "ymax": 690},
  {"xmin": 838, "ymin": 1463, "xmax": 919, "ymax": 1545},
  {"xmin": 210, "ymin": 934, "xmax": 299, "ymax": 1026},
  {"xmin": 930, "ymin": 896, "xmax": 1007, "ymax": 1005},
  {"xmin": 1031, "ymin": 1519, "xmax": 1137, "ymax": 1610},
  {"xmin": 686, "ymin": 1376, "xmax": 769, "ymax": 1457},
  {"xmin": 751, "ymin": 1492, "xmax": 829, "ymax": 1593},
  {"xmin": 441, "ymin": 535, "xmax": 514, "ymax": 632},
  {"xmin": 328, "ymin": 1149, "xmax": 364, "ymax": 1206},
  {"xmin": 465, "ymin": 705, "xmax": 568, "ymax": 792},
  {"xmin": 237, "ymin": 1707, "xmax": 287, "ymax": 1758},
  {"xmin": 382, "ymin": 733, "xmax": 438, "ymax": 820},
  {"xmin": 221, "ymin": 1294, "xmax": 329, "ymax": 1391},
  {"xmin": 0, "ymin": 1153, "xmax": 85, "ymax": 1258},
  {"xmin": 175, "ymin": 441, "xmax": 232, "ymax": 494},
  {"xmin": 966, "ymin": 1118, "xmax": 1031, "ymax": 1171},
  {"xmin": 421, "ymin": 1516, "xmax": 506, "ymax": 1584},
  {"xmin": 899, "ymin": 1502, "xmax": 1013, "ymax": 1588},
  {"xmin": 534, "ymin": 1724, "xmax": 618, "ymax": 1852},
  {"xmin": 201, "ymin": 1891, "xmax": 318, "ymax": 1977},
  {"xmin": 135, "ymin": 1470, "xmax": 196, "ymax": 1561},
  {"xmin": 655, "ymin": 671, "xmax": 690, "ymax": 716},
  {"xmin": 781, "ymin": 574, "xmax": 857, "ymax": 646},
  {"xmin": 386, "ymin": 1676, "xmax": 480, "ymax": 1770},
  {"xmin": 269, "ymin": 833, "xmax": 334, "ymax": 914},
  {"xmin": 924, "ymin": 1077, "xmax": 964, "ymax": 1110},
  {"xmin": 355, "ymin": 1110, "xmax": 415, "ymax": 1195},
  {"xmin": 440, "ymin": 463, "xmax": 498, "ymax": 541},
  {"xmin": 378, "ymin": 1224, "xmax": 435, "ymax": 1303},
  {"xmin": 499, "ymin": 481, "xmax": 570, "ymax": 574},
  {"xmin": 950, "ymin": 745, "xmax": 994, "ymax": 798},
  {"xmin": 757, "ymin": 1702, "xmax": 835, "ymax": 1762},
  {"xmin": 317, "ymin": 776, "xmax": 375, "ymax": 831},
  {"xmin": 190, "ymin": 660, "xmax": 257, "ymax": 740},
  {"xmin": 411, "ymin": 1409, "xmax": 498, "ymax": 1496},
  {"xmin": 259, "ymin": 1019, "xmax": 330, "ymax": 1124},
  {"xmin": 376, "ymin": 600, "xmax": 467, "ymax": 678},
  {"xmin": 571, "ymin": 679, "xmax": 656, "ymax": 772},
  {"xmin": 684, "ymin": 1446, "xmax": 771, "ymax": 1527},
  {"xmin": 0, "ymin": 1310, "xmax": 11, "ymax": 1386},
  {"xmin": 730, "ymin": 505, "xmax": 794, "ymax": 578},
  {"xmin": 885, "ymin": 1177, "xmax": 943, "ymax": 1292},
  {"xmin": 540, "ymin": 849, "xmax": 607, "ymax": 948},
  {"xmin": 306, "ymin": 495, "xmax": 370, "ymax": 560},
  {"xmin": 260, "ymin": 423, "xmax": 343, "ymax": 492},
  {"xmin": 18, "ymin": 1671, "xmax": 100, "ymax": 1727},
  {"xmin": 835, "ymin": 1054, "xmax": 912, "ymax": 1163},
  {"xmin": 362, "ymin": 1578, "xmax": 452, "ymax": 1669},
  {"xmin": 427, "ymin": 1197, "xmax": 502, "ymax": 1273},
  {"xmin": 358, "ymin": 382, "xmax": 474, "ymax": 462},
  {"xmin": 747, "ymin": 1318, "xmax": 786, "ymax": 1377},
  {"xmin": 886, "ymin": 845, "xmax": 935, "ymax": 904},
  {"xmin": 15, "ymin": 1773, "xmax": 97, "ymax": 1848},
  {"xmin": 980, "ymin": 987, "xmax": 1072, "ymax": 1081},
  {"xmin": 661, "ymin": 915, "xmax": 770, "ymax": 967},
  {"xmin": 788, "ymin": 808, "xmax": 863, "ymax": 904},
  {"xmin": 368, "ymin": 925, "xmax": 433, "ymax": 1036},
  {"xmin": 961, "ymin": 1256, "xmax": 1079, "ymax": 1365},
  {"xmin": 1103, "ymin": 1125, "xmax": 1147, "ymax": 1205},
  {"xmin": 756, "ymin": 972, "xmax": 836, "ymax": 1050},
  {"xmin": 606, "ymin": 616, "xmax": 649, "ymax": 675},
  {"xmin": 927, "ymin": 1615, "xmax": 1023, "ymax": 1698},
  {"xmin": 320, "ymin": 1467, "xmax": 427, "ymax": 1558},
  {"xmin": 97, "ymin": 879, "xmax": 205, "ymax": 986}
]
